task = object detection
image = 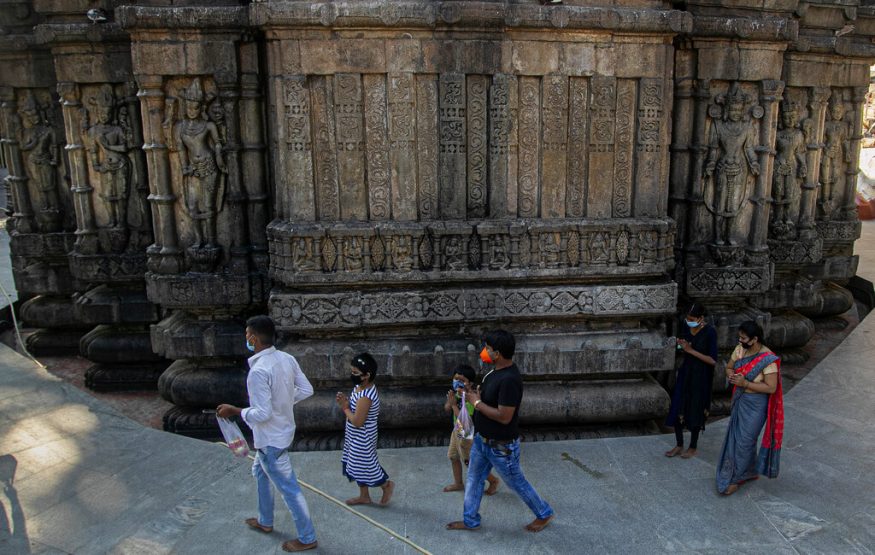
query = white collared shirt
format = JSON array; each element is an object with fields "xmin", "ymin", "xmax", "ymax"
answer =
[{"xmin": 241, "ymin": 346, "xmax": 314, "ymax": 450}]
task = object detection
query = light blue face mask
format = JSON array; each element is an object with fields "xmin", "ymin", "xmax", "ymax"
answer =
[
  {"xmin": 246, "ymin": 337, "xmax": 255, "ymax": 352},
  {"xmin": 686, "ymin": 320, "xmax": 700, "ymax": 328},
  {"xmin": 452, "ymin": 379, "xmax": 465, "ymax": 391}
]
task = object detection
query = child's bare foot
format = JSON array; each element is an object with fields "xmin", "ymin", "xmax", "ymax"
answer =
[
  {"xmin": 379, "ymin": 480, "xmax": 395, "ymax": 505},
  {"xmin": 681, "ymin": 448, "xmax": 697, "ymax": 459},
  {"xmin": 722, "ymin": 484, "xmax": 739, "ymax": 496},
  {"xmin": 345, "ymin": 496, "xmax": 371, "ymax": 505},
  {"xmin": 664, "ymin": 446, "xmax": 682, "ymax": 457},
  {"xmin": 485, "ymin": 476, "xmax": 499, "ymax": 496},
  {"xmin": 525, "ymin": 514, "xmax": 554, "ymax": 532},
  {"xmin": 443, "ymin": 483, "xmax": 464, "ymax": 492}
]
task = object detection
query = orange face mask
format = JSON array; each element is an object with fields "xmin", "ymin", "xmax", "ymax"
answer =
[{"xmin": 480, "ymin": 347, "xmax": 493, "ymax": 364}]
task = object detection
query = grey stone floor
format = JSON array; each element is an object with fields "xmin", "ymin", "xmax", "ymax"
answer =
[{"xmin": 1, "ymin": 314, "xmax": 874, "ymax": 554}]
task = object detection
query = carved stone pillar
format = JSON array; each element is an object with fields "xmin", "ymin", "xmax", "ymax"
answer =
[
  {"xmin": 254, "ymin": 1, "xmax": 688, "ymax": 444},
  {"xmin": 673, "ymin": 17, "xmax": 791, "ymax": 371},
  {"xmin": 119, "ymin": 5, "xmax": 267, "ymax": 437},
  {"xmin": 0, "ymin": 6, "xmax": 88, "ymax": 355},
  {"xmin": 34, "ymin": 11, "xmax": 167, "ymax": 390},
  {"xmin": 799, "ymin": 86, "xmax": 830, "ymax": 239},
  {"xmin": 770, "ymin": 0, "xmax": 875, "ymax": 332}
]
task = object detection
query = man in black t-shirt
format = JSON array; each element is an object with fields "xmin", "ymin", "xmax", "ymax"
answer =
[{"xmin": 446, "ymin": 329, "xmax": 555, "ymax": 533}]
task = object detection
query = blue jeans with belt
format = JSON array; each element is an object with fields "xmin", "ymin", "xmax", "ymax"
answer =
[
  {"xmin": 253, "ymin": 446, "xmax": 317, "ymax": 544},
  {"xmin": 463, "ymin": 434, "xmax": 554, "ymax": 528}
]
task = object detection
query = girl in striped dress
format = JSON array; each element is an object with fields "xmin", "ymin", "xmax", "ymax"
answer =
[{"xmin": 336, "ymin": 352, "xmax": 395, "ymax": 506}]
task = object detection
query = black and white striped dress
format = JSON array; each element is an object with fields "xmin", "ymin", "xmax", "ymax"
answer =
[{"xmin": 341, "ymin": 384, "xmax": 388, "ymax": 487}]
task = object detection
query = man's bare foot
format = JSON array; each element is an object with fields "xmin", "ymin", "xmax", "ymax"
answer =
[
  {"xmin": 446, "ymin": 521, "xmax": 480, "ymax": 531},
  {"xmin": 245, "ymin": 518, "xmax": 273, "ymax": 533},
  {"xmin": 525, "ymin": 514, "xmax": 554, "ymax": 532},
  {"xmin": 681, "ymin": 448, "xmax": 697, "ymax": 459},
  {"xmin": 722, "ymin": 484, "xmax": 739, "ymax": 496},
  {"xmin": 379, "ymin": 480, "xmax": 395, "ymax": 505},
  {"xmin": 664, "ymin": 446, "xmax": 683, "ymax": 458},
  {"xmin": 443, "ymin": 483, "xmax": 464, "ymax": 492},
  {"xmin": 485, "ymin": 476, "xmax": 499, "ymax": 496},
  {"xmin": 282, "ymin": 539, "xmax": 318, "ymax": 552},
  {"xmin": 345, "ymin": 496, "xmax": 371, "ymax": 505}
]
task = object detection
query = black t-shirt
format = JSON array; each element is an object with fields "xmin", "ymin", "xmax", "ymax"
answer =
[{"xmin": 473, "ymin": 363, "xmax": 523, "ymax": 441}]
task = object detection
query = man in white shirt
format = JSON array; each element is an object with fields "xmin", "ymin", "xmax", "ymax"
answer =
[{"xmin": 217, "ymin": 315, "xmax": 317, "ymax": 553}]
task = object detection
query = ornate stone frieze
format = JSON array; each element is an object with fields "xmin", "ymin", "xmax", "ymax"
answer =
[
  {"xmin": 567, "ymin": 77, "xmax": 589, "ymax": 218},
  {"xmin": 271, "ymin": 282, "xmax": 677, "ymax": 331},
  {"xmin": 145, "ymin": 272, "xmax": 266, "ymax": 310},
  {"xmin": 267, "ymin": 219, "xmax": 675, "ymax": 284},
  {"xmin": 686, "ymin": 265, "xmax": 773, "ymax": 296},
  {"xmin": 70, "ymin": 253, "xmax": 149, "ymax": 284},
  {"xmin": 415, "ymin": 75, "xmax": 439, "ymax": 220},
  {"xmin": 815, "ymin": 219, "xmax": 861, "ymax": 243},
  {"xmin": 439, "ymin": 73, "xmax": 466, "ymax": 218},
  {"xmin": 767, "ymin": 238, "xmax": 823, "ymax": 265},
  {"xmin": 249, "ymin": 2, "xmax": 693, "ymax": 34}
]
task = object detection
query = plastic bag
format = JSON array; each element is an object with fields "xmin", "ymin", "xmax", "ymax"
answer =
[
  {"xmin": 455, "ymin": 391, "xmax": 475, "ymax": 440},
  {"xmin": 217, "ymin": 416, "xmax": 250, "ymax": 457}
]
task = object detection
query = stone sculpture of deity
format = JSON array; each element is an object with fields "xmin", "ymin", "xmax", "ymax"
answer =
[
  {"xmin": 391, "ymin": 235, "xmax": 413, "ymax": 272},
  {"xmin": 85, "ymin": 85, "xmax": 132, "ymax": 231},
  {"xmin": 589, "ymin": 232, "xmax": 609, "ymax": 264},
  {"xmin": 173, "ymin": 78, "xmax": 227, "ymax": 250},
  {"xmin": 704, "ymin": 82, "xmax": 760, "ymax": 247},
  {"xmin": 771, "ymin": 100, "xmax": 807, "ymax": 239},
  {"xmin": 819, "ymin": 93, "xmax": 850, "ymax": 219},
  {"xmin": 18, "ymin": 91, "xmax": 61, "ymax": 232},
  {"xmin": 487, "ymin": 234, "xmax": 510, "ymax": 270},
  {"xmin": 342, "ymin": 236, "xmax": 364, "ymax": 272},
  {"xmin": 293, "ymin": 237, "xmax": 317, "ymax": 272},
  {"xmin": 444, "ymin": 236, "xmax": 465, "ymax": 271},
  {"xmin": 540, "ymin": 233, "xmax": 562, "ymax": 268}
]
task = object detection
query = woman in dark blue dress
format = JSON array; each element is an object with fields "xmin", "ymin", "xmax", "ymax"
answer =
[{"xmin": 665, "ymin": 303, "xmax": 718, "ymax": 459}]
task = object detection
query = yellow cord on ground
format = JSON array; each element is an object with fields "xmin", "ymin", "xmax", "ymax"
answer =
[{"xmin": 225, "ymin": 443, "xmax": 432, "ymax": 555}]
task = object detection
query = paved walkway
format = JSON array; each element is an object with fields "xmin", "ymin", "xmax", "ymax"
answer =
[{"xmin": 1, "ymin": 310, "xmax": 874, "ymax": 554}]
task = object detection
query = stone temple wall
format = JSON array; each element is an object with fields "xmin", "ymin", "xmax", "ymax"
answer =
[{"xmin": 2, "ymin": 0, "xmax": 874, "ymax": 444}]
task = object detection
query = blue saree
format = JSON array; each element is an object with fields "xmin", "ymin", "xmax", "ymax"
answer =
[{"xmin": 716, "ymin": 351, "xmax": 782, "ymax": 494}]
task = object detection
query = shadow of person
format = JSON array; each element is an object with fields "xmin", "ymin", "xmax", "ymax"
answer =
[{"xmin": 0, "ymin": 454, "xmax": 30, "ymax": 553}]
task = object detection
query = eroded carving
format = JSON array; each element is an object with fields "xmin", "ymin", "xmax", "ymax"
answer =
[
  {"xmin": 704, "ymin": 83, "xmax": 761, "ymax": 252},
  {"xmin": 18, "ymin": 91, "xmax": 61, "ymax": 232},
  {"xmin": 170, "ymin": 78, "xmax": 227, "ymax": 266},
  {"xmin": 770, "ymin": 99, "xmax": 807, "ymax": 240},
  {"xmin": 819, "ymin": 92, "xmax": 851, "ymax": 220},
  {"xmin": 83, "ymin": 85, "xmax": 133, "ymax": 249}
]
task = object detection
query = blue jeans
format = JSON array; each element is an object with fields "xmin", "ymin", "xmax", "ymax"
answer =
[
  {"xmin": 253, "ymin": 446, "xmax": 317, "ymax": 544},
  {"xmin": 463, "ymin": 435, "xmax": 553, "ymax": 528}
]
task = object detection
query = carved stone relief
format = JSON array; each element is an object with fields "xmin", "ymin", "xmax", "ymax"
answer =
[
  {"xmin": 271, "ymin": 283, "xmax": 678, "ymax": 331},
  {"xmin": 703, "ymin": 82, "xmax": 762, "ymax": 262},
  {"xmin": 771, "ymin": 98, "xmax": 808, "ymax": 240},
  {"xmin": 267, "ymin": 219, "xmax": 675, "ymax": 284},
  {"xmin": 165, "ymin": 77, "xmax": 228, "ymax": 271},
  {"xmin": 16, "ymin": 90, "xmax": 62, "ymax": 233},
  {"xmin": 819, "ymin": 90, "xmax": 852, "ymax": 221}
]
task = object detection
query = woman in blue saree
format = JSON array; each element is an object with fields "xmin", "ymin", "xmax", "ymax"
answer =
[{"xmin": 716, "ymin": 321, "xmax": 784, "ymax": 496}]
